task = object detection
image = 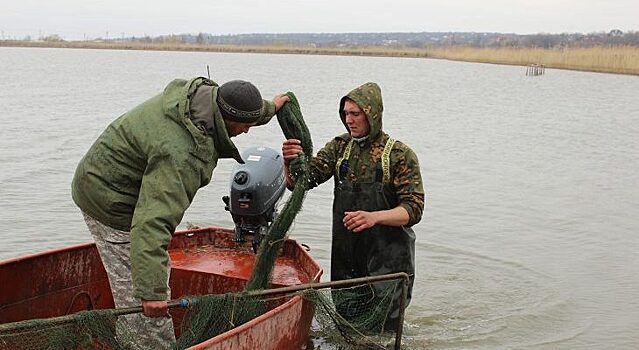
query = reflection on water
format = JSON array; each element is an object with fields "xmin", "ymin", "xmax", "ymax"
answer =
[{"xmin": 1, "ymin": 47, "xmax": 638, "ymax": 349}]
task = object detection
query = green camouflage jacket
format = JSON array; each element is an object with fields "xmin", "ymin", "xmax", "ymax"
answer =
[
  {"xmin": 308, "ymin": 82, "xmax": 425, "ymax": 226},
  {"xmin": 72, "ymin": 77, "xmax": 276, "ymax": 300}
]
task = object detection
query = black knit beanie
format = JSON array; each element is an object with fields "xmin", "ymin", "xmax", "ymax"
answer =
[{"xmin": 216, "ymin": 80, "xmax": 263, "ymax": 123}]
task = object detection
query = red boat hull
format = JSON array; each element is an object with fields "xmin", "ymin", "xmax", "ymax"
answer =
[{"xmin": 0, "ymin": 227, "xmax": 322, "ymax": 350}]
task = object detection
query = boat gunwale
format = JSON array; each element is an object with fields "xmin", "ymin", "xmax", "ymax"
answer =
[{"xmin": 0, "ymin": 242, "xmax": 95, "ymax": 267}]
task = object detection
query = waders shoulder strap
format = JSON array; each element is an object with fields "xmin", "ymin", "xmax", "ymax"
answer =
[
  {"xmin": 335, "ymin": 139, "xmax": 354, "ymax": 180},
  {"xmin": 382, "ymin": 138, "xmax": 396, "ymax": 184}
]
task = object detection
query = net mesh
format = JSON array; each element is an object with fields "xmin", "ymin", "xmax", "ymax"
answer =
[
  {"xmin": 0, "ymin": 281, "xmax": 402, "ymax": 349},
  {"xmin": 306, "ymin": 281, "xmax": 403, "ymax": 349},
  {"xmin": 0, "ymin": 309, "xmax": 136, "ymax": 350}
]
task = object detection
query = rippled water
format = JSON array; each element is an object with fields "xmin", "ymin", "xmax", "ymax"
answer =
[{"xmin": 1, "ymin": 47, "xmax": 638, "ymax": 349}]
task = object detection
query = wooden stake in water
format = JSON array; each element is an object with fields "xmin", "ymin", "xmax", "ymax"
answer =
[{"xmin": 526, "ymin": 64, "xmax": 545, "ymax": 76}]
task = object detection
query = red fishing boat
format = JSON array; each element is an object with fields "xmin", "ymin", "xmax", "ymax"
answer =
[{"xmin": 0, "ymin": 226, "xmax": 323, "ymax": 350}]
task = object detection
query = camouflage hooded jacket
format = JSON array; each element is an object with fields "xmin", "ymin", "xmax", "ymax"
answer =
[
  {"xmin": 72, "ymin": 77, "xmax": 276, "ymax": 300},
  {"xmin": 308, "ymin": 82, "xmax": 425, "ymax": 226}
]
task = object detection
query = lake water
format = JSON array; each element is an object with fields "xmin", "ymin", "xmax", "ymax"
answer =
[{"xmin": 1, "ymin": 47, "xmax": 638, "ymax": 349}]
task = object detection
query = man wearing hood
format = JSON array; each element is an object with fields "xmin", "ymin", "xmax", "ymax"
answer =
[
  {"xmin": 72, "ymin": 77, "xmax": 289, "ymax": 348},
  {"xmin": 282, "ymin": 82, "xmax": 424, "ymax": 329}
]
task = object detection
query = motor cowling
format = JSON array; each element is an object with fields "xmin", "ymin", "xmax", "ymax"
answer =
[{"xmin": 222, "ymin": 146, "xmax": 286, "ymax": 253}]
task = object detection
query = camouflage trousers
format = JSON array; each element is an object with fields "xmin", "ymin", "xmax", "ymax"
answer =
[{"xmin": 83, "ymin": 212, "xmax": 176, "ymax": 349}]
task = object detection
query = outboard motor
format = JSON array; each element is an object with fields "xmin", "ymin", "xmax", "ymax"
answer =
[{"xmin": 222, "ymin": 146, "xmax": 287, "ymax": 253}]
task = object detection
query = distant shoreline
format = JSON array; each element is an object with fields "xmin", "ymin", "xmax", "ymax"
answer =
[{"xmin": 2, "ymin": 40, "xmax": 638, "ymax": 76}]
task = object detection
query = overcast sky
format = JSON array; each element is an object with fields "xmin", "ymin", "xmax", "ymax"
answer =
[{"xmin": 2, "ymin": 0, "xmax": 637, "ymax": 40}]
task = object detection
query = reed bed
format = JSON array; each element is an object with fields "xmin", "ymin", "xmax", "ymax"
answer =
[
  {"xmin": 425, "ymin": 46, "xmax": 639, "ymax": 75},
  {"xmin": 2, "ymin": 40, "xmax": 638, "ymax": 75}
]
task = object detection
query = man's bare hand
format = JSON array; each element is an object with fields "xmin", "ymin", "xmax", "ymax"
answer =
[
  {"xmin": 282, "ymin": 139, "xmax": 303, "ymax": 164},
  {"xmin": 273, "ymin": 94, "xmax": 291, "ymax": 112},
  {"xmin": 343, "ymin": 210, "xmax": 378, "ymax": 233},
  {"xmin": 142, "ymin": 300, "xmax": 168, "ymax": 318}
]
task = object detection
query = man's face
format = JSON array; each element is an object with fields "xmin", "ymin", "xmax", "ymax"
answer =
[
  {"xmin": 225, "ymin": 120, "xmax": 255, "ymax": 137},
  {"xmin": 343, "ymin": 100, "xmax": 370, "ymax": 138}
]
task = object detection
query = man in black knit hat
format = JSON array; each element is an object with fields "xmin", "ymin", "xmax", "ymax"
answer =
[{"xmin": 72, "ymin": 77, "xmax": 289, "ymax": 349}]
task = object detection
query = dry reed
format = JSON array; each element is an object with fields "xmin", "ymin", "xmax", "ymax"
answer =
[
  {"xmin": 1, "ymin": 41, "xmax": 638, "ymax": 75},
  {"xmin": 425, "ymin": 46, "xmax": 639, "ymax": 75}
]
